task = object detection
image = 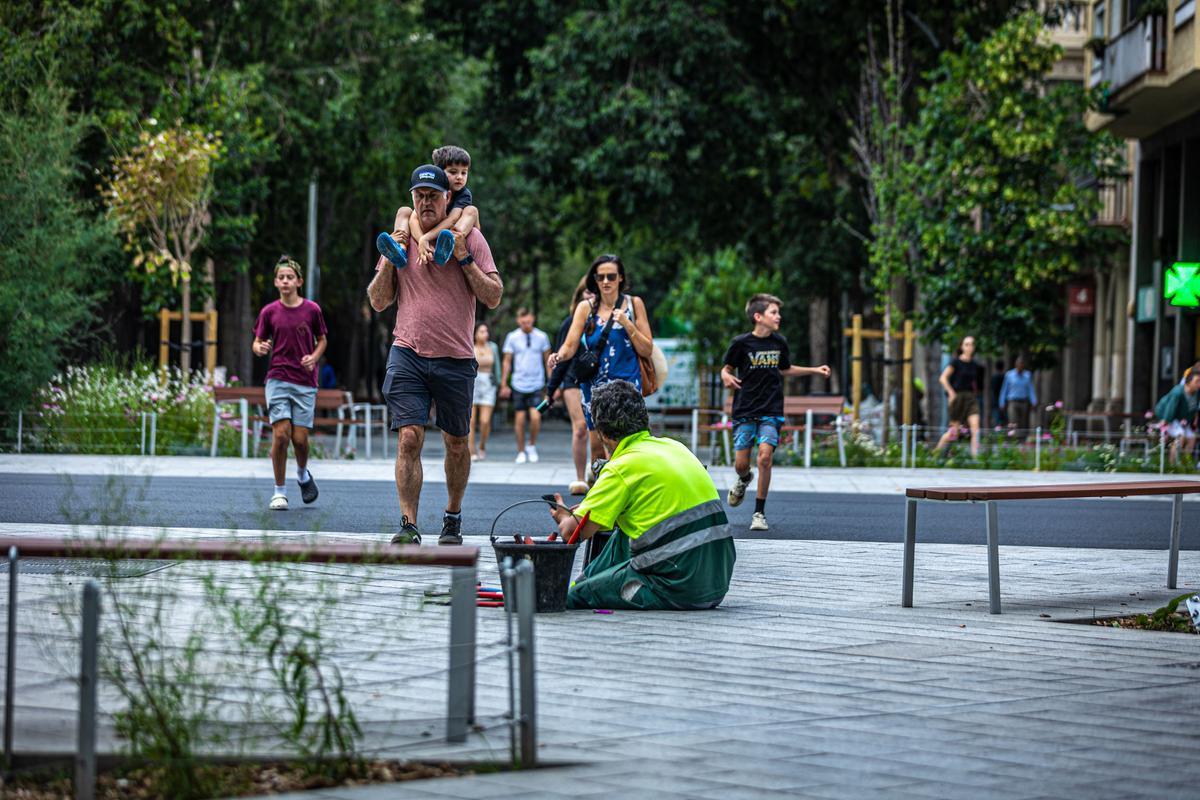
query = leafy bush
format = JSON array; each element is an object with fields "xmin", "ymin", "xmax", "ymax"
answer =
[{"xmin": 26, "ymin": 360, "xmax": 241, "ymax": 455}]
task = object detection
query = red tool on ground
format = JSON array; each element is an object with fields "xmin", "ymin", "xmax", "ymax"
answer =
[{"xmin": 566, "ymin": 510, "xmax": 591, "ymax": 546}]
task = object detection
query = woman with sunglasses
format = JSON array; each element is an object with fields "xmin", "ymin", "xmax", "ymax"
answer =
[{"xmin": 549, "ymin": 254, "xmax": 654, "ymax": 462}]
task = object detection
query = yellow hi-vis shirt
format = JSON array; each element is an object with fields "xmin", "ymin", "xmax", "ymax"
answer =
[{"xmin": 576, "ymin": 431, "xmax": 721, "ymax": 539}]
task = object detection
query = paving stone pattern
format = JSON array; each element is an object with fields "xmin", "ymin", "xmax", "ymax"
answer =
[{"xmin": 2, "ymin": 522, "xmax": 1198, "ymax": 799}]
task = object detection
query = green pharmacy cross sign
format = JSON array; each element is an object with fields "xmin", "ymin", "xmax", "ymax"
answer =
[{"xmin": 1165, "ymin": 262, "xmax": 1200, "ymax": 307}]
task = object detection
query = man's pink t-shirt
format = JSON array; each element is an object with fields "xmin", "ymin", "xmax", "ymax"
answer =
[
  {"xmin": 375, "ymin": 229, "xmax": 498, "ymax": 360},
  {"xmin": 253, "ymin": 299, "xmax": 328, "ymax": 388}
]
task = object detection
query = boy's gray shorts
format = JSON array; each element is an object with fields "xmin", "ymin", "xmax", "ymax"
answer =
[{"xmin": 265, "ymin": 379, "xmax": 318, "ymax": 429}]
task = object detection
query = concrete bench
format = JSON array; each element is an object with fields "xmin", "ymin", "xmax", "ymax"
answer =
[{"xmin": 901, "ymin": 479, "xmax": 1200, "ymax": 614}]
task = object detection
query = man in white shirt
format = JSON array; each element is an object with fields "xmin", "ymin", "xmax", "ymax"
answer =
[{"xmin": 501, "ymin": 308, "xmax": 552, "ymax": 463}]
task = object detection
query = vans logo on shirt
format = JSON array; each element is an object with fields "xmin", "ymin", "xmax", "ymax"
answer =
[{"xmin": 748, "ymin": 350, "xmax": 781, "ymax": 368}]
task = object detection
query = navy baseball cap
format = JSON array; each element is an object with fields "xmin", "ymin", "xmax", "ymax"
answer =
[{"xmin": 410, "ymin": 164, "xmax": 449, "ymax": 191}]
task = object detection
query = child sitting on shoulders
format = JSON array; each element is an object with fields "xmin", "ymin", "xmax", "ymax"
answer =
[{"xmin": 376, "ymin": 145, "xmax": 480, "ymax": 268}]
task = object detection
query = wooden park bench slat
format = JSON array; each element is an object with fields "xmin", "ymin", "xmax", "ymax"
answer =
[
  {"xmin": 901, "ymin": 478, "xmax": 1200, "ymax": 614},
  {"xmin": 908, "ymin": 480, "xmax": 1200, "ymax": 502}
]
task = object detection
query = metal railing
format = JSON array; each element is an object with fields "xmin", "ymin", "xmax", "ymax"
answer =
[
  {"xmin": 1, "ymin": 537, "xmax": 539, "ymax": 793},
  {"xmin": 1100, "ymin": 13, "xmax": 1167, "ymax": 93},
  {"xmin": 1097, "ymin": 175, "xmax": 1132, "ymax": 226}
]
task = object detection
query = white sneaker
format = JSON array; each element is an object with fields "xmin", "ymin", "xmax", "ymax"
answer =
[
  {"xmin": 515, "ymin": 450, "xmax": 528, "ymax": 464},
  {"xmin": 749, "ymin": 512, "xmax": 769, "ymax": 531},
  {"xmin": 526, "ymin": 445, "xmax": 539, "ymax": 463},
  {"xmin": 269, "ymin": 493, "xmax": 288, "ymax": 511},
  {"xmin": 728, "ymin": 470, "xmax": 753, "ymax": 507}
]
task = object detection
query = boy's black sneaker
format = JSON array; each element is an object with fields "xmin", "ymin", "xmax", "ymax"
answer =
[
  {"xmin": 391, "ymin": 515, "xmax": 421, "ymax": 545},
  {"xmin": 438, "ymin": 513, "xmax": 463, "ymax": 546},
  {"xmin": 297, "ymin": 471, "xmax": 319, "ymax": 504}
]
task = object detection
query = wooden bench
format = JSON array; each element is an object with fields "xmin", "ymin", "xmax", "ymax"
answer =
[
  {"xmin": 210, "ymin": 386, "xmax": 379, "ymax": 458},
  {"xmin": 902, "ymin": 480, "xmax": 1200, "ymax": 614},
  {"xmin": 691, "ymin": 395, "xmax": 846, "ymax": 465}
]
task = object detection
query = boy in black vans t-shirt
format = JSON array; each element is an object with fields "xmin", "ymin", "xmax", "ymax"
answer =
[{"xmin": 721, "ymin": 294, "xmax": 831, "ymax": 531}]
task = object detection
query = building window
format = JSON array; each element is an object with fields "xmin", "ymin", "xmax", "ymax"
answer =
[
  {"xmin": 1094, "ymin": 0, "xmax": 1107, "ymax": 38},
  {"xmin": 1177, "ymin": 0, "xmax": 1196, "ymax": 27}
]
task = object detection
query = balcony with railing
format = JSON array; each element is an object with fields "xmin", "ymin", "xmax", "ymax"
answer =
[{"xmin": 1097, "ymin": 13, "xmax": 1168, "ymax": 94}]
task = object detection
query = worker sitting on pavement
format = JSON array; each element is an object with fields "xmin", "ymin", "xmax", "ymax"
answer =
[{"xmin": 548, "ymin": 379, "xmax": 737, "ymax": 610}]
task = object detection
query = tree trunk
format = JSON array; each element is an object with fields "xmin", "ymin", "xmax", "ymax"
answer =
[
  {"xmin": 237, "ymin": 267, "xmax": 253, "ymax": 385},
  {"xmin": 808, "ymin": 296, "xmax": 830, "ymax": 393},
  {"xmin": 180, "ymin": 276, "xmax": 192, "ymax": 375},
  {"xmin": 881, "ymin": 300, "xmax": 893, "ymax": 447}
]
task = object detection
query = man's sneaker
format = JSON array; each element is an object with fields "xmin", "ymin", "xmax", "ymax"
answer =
[
  {"xmin": 568, "ymin": 480, "xmax": 589, "ymax": 496},
  {"xmin": 297, "ymin": 471, "xmax": 319, "ymax": 504},
  {"xmin": 525, "ymin": 445, "xmax": 539, "ymax": 463},
  {"xmin": 515, "ymin": 450, "xmax": 528, "ymax": 464},
  {"xmin": 269, "ymin": 493, "xmax": 288, "ymax": 511},
  {"xmin": 390, "ymin": 516, "xmax": 421, "ymax": 545},
  {"xmin": 438, "ymin": 513, "xmax": 463, "ymax": 546},
  {"xmin": 433, "ymin": 229, "xmax": 456, "ymax": 265},
  {"xmin": 375, "ymin": 232, "xmax": 408, "ymax": 268},
  {"xmin": 750, "ymin": 512, "xmax": 769, "ymax": 531},
  {"xmin": 728, "ymin": 470, "xmax": 753, "ymax": 507}
]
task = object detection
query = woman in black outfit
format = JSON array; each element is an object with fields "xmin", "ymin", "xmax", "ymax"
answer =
[
  {"xmin": 934, "ymin": 335, "xmax": 983, "ymax": 457},
  {"xmin": 549, "ymin": 278, "xmax": 594, "ymax": 495}
]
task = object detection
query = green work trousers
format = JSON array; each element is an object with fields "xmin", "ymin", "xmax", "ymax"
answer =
[{"xmin": 566, "ymin": 529, "xmax": 735, "ymax": 611}]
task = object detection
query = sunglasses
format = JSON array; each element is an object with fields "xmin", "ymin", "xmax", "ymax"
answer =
[{"xmin": 595, "ymin": 273, "xmax": 620, "ymax": 283}]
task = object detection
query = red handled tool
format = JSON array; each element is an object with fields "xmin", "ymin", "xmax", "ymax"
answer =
[{"xmin": 566, "ymin": 510, "xmax": 591, "ymax": 546}]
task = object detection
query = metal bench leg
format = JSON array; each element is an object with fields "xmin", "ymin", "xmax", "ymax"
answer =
[
  {"xmin": 986, "ymin": 501, "xmax": 1001, "ymax": 614},
  {"xmin": 1168, "ymin": 493, "xmax": 1182, "ymax": 590},
  {"xmin": 902, "ymin": 498, "xmax": 917, "ymax": 607}
]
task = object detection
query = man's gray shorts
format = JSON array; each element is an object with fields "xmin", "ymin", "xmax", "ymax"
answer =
[{"xmin": 265, "ymin": 379, "xmax": 317, "ymax": 429}]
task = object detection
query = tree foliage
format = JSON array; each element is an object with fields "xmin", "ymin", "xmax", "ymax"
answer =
[
  {"xmin": 0, "ymin": 81, "xmax": 114, "ymax": 416},
  {"xmin": 663, "ymin": 248, "xmax": 782, "ymax": 367},
  {"xmin": 898, "ymin": 11, "xmax": 1125, "ymax": 363},
  {"xmin": 103, "ymin": 125, "xmax": 220, "ymax": 286}
]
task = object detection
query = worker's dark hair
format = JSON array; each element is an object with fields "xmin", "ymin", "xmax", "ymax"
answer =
[
  {"xmin": 515, "ymin": 307, "xmax": 532, "ymax": 318},
  {"xmin": 432, "ymin": 145, "xmax": 471, "ymax": 168},
  {"xmin": 590, "ymin": 380, "xmax": 649, "ymax": 443},
  {"xmin": 745, "ymin": 293, "xmax": 782, "ymax": 324}
]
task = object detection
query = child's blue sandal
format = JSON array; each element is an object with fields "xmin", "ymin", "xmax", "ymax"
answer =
[
  {"xmin": 376, "ymin": 232, "xmax": 408, "ymax": 268},
  {"xmin": 433, "ymin": 229, "xmax": 456, "ymax": 265}
]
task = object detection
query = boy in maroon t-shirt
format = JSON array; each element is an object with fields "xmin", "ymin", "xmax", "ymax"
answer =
[{"xmin": 253, "ymin": 256, "xmax": 328, "ymax": 511}]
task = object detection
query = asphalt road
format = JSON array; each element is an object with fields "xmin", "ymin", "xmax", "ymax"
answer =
[{"xmin": 1, "ymin": 472, "xmax": 1197, "ymax": 550}]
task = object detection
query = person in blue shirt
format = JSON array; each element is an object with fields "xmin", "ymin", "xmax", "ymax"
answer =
[{"xmin": 998, "ymin": 356, "xmax": 1037, "ymax": 432}]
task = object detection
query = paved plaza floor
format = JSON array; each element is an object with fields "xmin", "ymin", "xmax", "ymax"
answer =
[{"xmin": 1, "ymin": 455, "xmax": 1199, "ymax": 798}]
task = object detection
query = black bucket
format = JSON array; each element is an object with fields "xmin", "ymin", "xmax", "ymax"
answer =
[{"xmin": 490, "ymin": 499, "xmax": 583, "ymax": 613}]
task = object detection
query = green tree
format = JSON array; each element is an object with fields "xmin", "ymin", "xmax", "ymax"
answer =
[
  {"xmin": 0, "ymin": 81, "xmax": 114, "ymax": 417},
  {"xmin": 898, "ymin": 10, "xmax": 1125, "ymax": 363},
  {"xmin": 103, "ymin": 124, "xmax": 221, "ymax": 374},
  {"xmin": 663, "ymin": 248, "xmax": 782, "ymax": 368}
]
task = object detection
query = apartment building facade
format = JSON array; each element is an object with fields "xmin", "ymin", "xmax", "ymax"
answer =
[{"xmin": 1085, "ymin": 0, "xmax": 1200, "ymax": 416}]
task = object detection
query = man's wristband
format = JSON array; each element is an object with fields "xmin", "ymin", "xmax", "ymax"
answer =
[{"xmin": 458, "ymin": 252, "xmax": 475, "ymax": 267}]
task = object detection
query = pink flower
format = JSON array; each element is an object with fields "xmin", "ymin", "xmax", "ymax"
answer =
[
  {"xmin": 1054, "ymin": 400, "xmax": 1064, "ymax": 409},
  {"xmin": 230, "ymin": 375, "xmax": 240, "ymax": 383},
  {"xmin": 994, "ymin": 425, "xmax": 1002, "ymax": 432},
  {"xmin": 1144, "ymin": 410, "xmax": 1154, "ymax": 419},
  {"xmin": 1042, "ymin": 433, "xmax": 1052, "ymax": 441}
]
